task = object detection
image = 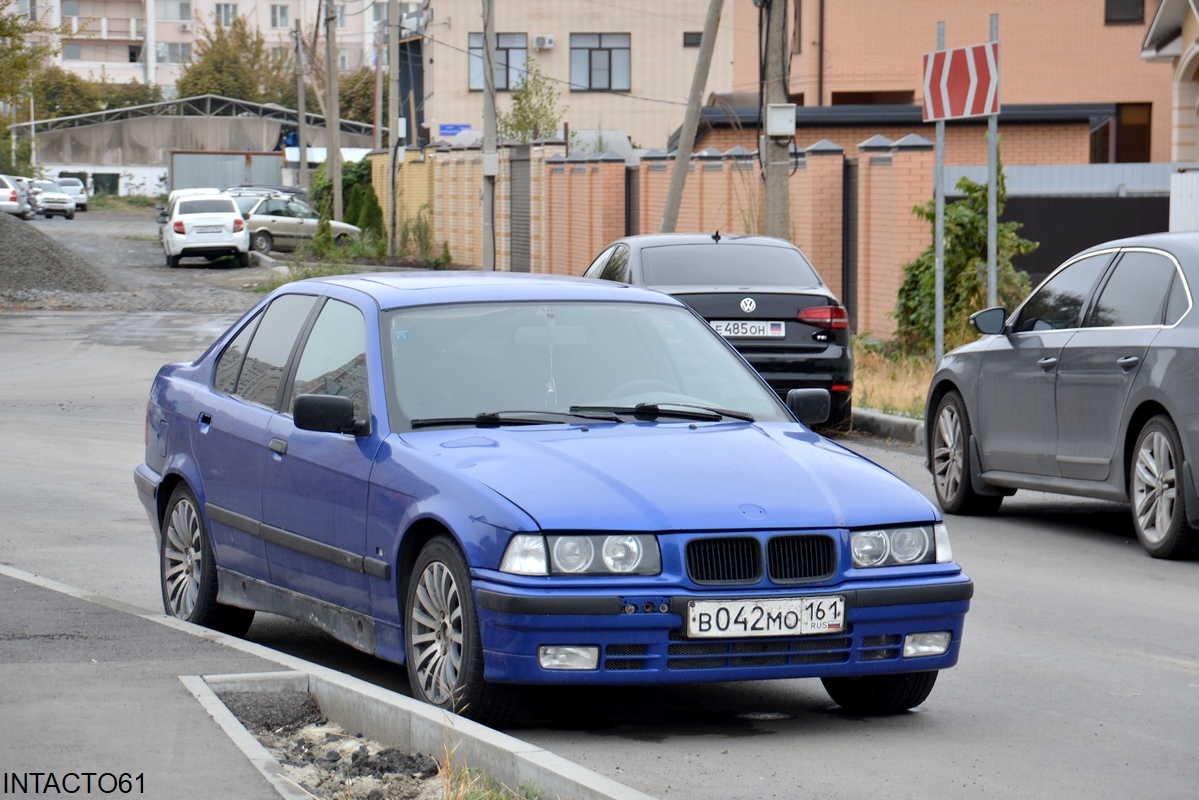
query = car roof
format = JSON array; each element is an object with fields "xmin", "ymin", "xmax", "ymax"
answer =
[
  {"xmin": 1077, "ymin": 231, "xmax": 1199, "ymax": 262},
  {"xmin": 614, "ymin": 232, "xmax": 801, "ymax": 250},
  {"xmin": 288, "ymin": 271, "xmax": 686, "ymax": 310}
]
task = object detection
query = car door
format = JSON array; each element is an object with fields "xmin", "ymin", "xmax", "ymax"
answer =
[
  {"xmin": 289, "ymin": 199, "xmax": 319, "ymax": 244},
  {"xmin": 194, "ymin": 293, "xmax": 319, "ymax": 581},
  {"xmin": 261, "ymin": 198, "xmax": 299, "ymax": 248},
  {"xmin": 976, "ymin": 252, "xmax": 1113, "ymax": 476},
  {"xmin": 1055, "ymin": 249, "xmax": 1177, "ymax": 480},
  {"xmin": 261, "ymin": 296, "xmax": 384, "ymax": 614}
]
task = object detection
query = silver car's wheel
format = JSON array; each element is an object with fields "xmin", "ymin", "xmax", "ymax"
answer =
[
  {"xmin": 1131, "ymin": 416, "xmax": 1196, "ymax": 559},
  {"xmin": 251, "ymin": 230, "xmax": 273, "ymax": 253},
  {"xmin": 410, "ymin": 560, "xmax": 464, "ymax": 705},
  {"xmin": 930, "ymin": 391, "xmax": 1003, "ymax": 515}
]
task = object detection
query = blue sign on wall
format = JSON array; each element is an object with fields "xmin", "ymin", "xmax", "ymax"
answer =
[{"xmin": 439, "ymin": 124, "xmax": 473, "ymax": 137}]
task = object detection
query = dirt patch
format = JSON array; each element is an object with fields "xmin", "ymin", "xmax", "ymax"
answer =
[{"xmin": 218, "ymin": 690, "xmax": 442, "ymax": 800}]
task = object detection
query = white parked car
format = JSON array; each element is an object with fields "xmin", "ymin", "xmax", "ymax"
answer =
[
  {"xmin": 159, "ymin": 194, "xmax": 250, "ymax": 268},
  {"xmin": 30, "ymin": 180, "xmax": 76, "ymax": 219},
  {"xmin": 56, "ymin": 177, "xmax": 88, "ymax": 211}
]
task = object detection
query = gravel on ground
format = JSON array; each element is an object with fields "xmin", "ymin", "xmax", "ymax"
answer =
[{"xmin": 0, "ymin": 210, "xmax": 112, "ymax": 294}]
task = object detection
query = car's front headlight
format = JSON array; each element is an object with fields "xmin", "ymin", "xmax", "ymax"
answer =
[
  {"xmin": 500, "ymin": 533, "xmax": 662, "ymax": 576},
  {"xmin": 850, "ymin": 523, "xmax": 951, "ymax": 568}
]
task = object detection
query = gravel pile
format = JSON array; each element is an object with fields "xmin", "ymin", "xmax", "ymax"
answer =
[
  {"xmin": 219, "ymin": 691, "xmax": 443, "ymax": 800},
  {"xmin": 0, "ymin": 212, "xmax": 112, "ymax": 293}
]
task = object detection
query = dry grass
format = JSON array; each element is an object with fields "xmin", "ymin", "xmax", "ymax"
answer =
[{"xmin": 852, "ymin": 339, "xmax": 936, "ymax": 419}]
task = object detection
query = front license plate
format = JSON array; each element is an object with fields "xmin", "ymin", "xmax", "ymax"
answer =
[
  {"xmin": 710, "ymin": 320, "xmax": 785, "ymax": 338},
  {"xmin": 196, "ymin": 225, "xmax": 224, "ymax": 233},
  {"xmin": 687, "ymin": 596, "xmax": 844, "ymax": 638}
]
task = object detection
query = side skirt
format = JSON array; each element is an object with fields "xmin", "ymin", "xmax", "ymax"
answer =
[{"xmin": 217, "ymin": 567, "xmax": 377, "ymax": 655}]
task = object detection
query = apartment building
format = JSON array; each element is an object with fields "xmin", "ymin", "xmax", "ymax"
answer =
[{"xmin": 19, "ymin": 0, "xmax": 422, "ymax": 96}]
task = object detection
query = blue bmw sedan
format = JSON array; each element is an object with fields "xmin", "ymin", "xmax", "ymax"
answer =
[{"xmin": 135, "ymin": 272, "xmax": 971, "ymax": 724}]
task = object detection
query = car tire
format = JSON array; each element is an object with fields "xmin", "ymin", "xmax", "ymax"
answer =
[
  {"xmin": 930, "ymin": 390, "xmax": 1003, "ymax": 515},
  {"xmin": 66, "ymin": 212, "xmax": 74, "ymax": 220},
  {"xmin": 159, "ymin": 485, "xmax": 255, "ymax": 637},
  {"xmin": 821, "ymin": 671, "xmax": 938, "ymax": 714},
  {"xmin": 251, "ymin": 231, "xmax": 273, "ymax": 253},
  {"xmin": 335, "ymin": 234, "xmax": 352, "ymax": 247},
  {"xmin": 238, "ymin": 252, "xmax": 250, "ymax": 268},
  {"xmin": 168, "ymin": 254, "xmax": 181, "ymax": 268},
  {"xmin": 404, "ymin": 535, "xmax": 520, "ymax": 725},
  {"xmin": 1130, "ymin": 415, "xmax": 1197, "ymax": 559}
]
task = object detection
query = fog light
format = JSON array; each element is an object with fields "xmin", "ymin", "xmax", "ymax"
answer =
[
  {"xmin": 538, "ymin": 645, "xmax": 599, "ymax": 670},
  {"xmin": 904, "ymin": 631, "xmax": 952, "ymax": 658}
]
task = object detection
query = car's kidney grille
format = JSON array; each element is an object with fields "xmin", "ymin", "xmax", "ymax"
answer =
[
  {"xmin": 685, "ymin": 537, "xmax": 762, "ymax": 584},
  {"xmin": 768, "ymin": 535, "xmax": 837, "ymax": 582}
]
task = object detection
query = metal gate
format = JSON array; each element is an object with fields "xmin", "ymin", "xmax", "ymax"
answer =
[{"xmin": 509, "ymin": 145, "xmax": 531, "ymax": 272}]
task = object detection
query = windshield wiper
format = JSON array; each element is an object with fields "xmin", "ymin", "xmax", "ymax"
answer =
[
  {"xmin": 410, "ymin": 409, "xmax": 623, "ymax": 429},
  {"xmin": 569, "ymin": 402, "xmax": 755, "ymax": 423}
]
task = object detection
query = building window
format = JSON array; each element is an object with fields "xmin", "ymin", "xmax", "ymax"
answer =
[
  {"xmin": 372, "ymin": 1, "xmax": 386, "ymax": 23},
  {"xmin": 16, "ymin": 0, "xmax": 34, "ymax": 20},
  {"xmin": 831, "ymin": 90, "xmax": 915, "ymax": 105},
  {"xmin": 1090, "ymin": 103, "xmax": 1151, "ymax": 163},
  {"xmin": 338, "ymin": 47, "xmax": 348, "ymax": 71},
  {"xmin": 64, "ymin": 43, "xmax": 82, "ymax": 60},
  {"xmin": 1105, "ymin": 0, "xmax": 1142, "ymax": 24},
  {"xmin": 270, "ymin": 45, "xmax": 290, "ymax": 66},
  {"xmin": 214, "ymin": 3, "xmax": 237, "ymax": 26},
  {"xmin": 337, "ymin": 4, "xmax": 346, "ymax": 28},
  {"xmin": 156, "ymin": 42, "xmax": 192, "ymax": 63},
  {"xmin": 62, "ymin": 0, "xmax": 80, "ymax": 17},
  {"xmin": 570, "ymin": 34, "xmax": 630, "ymax": 91},
  {"xmin": 682, "ymin": 32, "xmax": 701, "ymax": 47},
  {"xmin": 270, "ymin": 4, "xmax": 288, "ymax": 28},
  {"xmin": 129, "ymin": 45, "xmax": 142, "ymax": 62},
  {"xmin": 468, "ymin": 33, "xmax": 528, "ymax": 91},
  {"xmin": 156, "ymin": 1, "xmax": 191, "ymax": 21}
]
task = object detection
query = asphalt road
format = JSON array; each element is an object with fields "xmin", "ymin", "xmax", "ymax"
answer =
[{"xmin": 2, "ymin": 215, "xmax": 1198, "ymax": 799}]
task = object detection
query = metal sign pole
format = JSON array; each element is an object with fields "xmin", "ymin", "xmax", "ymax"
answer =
[
  {"xmin": 987, "ymin": 13, "xmax": 999, "ymax": 308},
  {"xmin": 934, "ymin": 21, "xmax": 945, "ymax": 366}
]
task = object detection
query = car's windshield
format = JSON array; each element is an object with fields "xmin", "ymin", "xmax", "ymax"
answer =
[
  {"xmin": 178, "ymin": 198, "xmax": 237, "ymax": 215},
  {"xmin": 58, "ymin": 178, "xmax": 81, "ymax": 188},
  {"xmin": 385, "ymin": 300, "xmax": 790, "ymax": 428},
  {"xmin": 34, "ymin": 181, "xmax": 63, "ymax": 192},
  {"xmin": 640, "ymin": 243, "xmax": 823, "ymax": 288}
]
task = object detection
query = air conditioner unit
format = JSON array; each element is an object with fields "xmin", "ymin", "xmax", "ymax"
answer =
[
  {"xmin": 533, "ymin": 34, "xmax": 555, "ymax": 50},
  {"xmin": 179, "ymin": 21, "xmax": 191, "ymax": 31}
]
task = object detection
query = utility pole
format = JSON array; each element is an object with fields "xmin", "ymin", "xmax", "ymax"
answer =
[
  {"xmin": 388, "ymin": 0, "xmax": 400, "ymax": 255},
  {"xmin": 482, "ymin": 0, "xmax": 497, "ymax": 270},
  {"xmin": 661, "ymin": 0, "xmax": 724, "ymax": 233},
  {"xmin": 762, "ymin": 0, "xmax": 790, "ymax": 239},
  {"xmin": 325, "ymin": 1, "xmax": 343, "ymax": 221},
  {"xmin": 295, "ymin": 20, "xmax": 308, "ymax": 190},
  {"xmin": 987, "ymin": 13, "xmax": 999, "ymax": 307},
  {"xmin": 934, "ymin": 21, "xmax": 945, "ymax": 365},
  {"xmin": 373, "ymin": 22, "xmax": 383, "ymax": 150}
]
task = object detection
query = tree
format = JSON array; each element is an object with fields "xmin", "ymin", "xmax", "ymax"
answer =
[
  {"xmin": 497, "ymin": 58, "xmax": 565, "ymax": 143},
  {"xmin": 338, "ymin": 67, "xmax": 386, "ymax": 126},
  {"xmin": 32, "ymin": 66, "xmax": 99, "ymax": 118},
  {"xmin": 0, "ymin": 0, "xmax": 60, "ymax": 102},
  {"xmin": 97, "ymin": 76, "xmax": 164, "ymax": 110},
  {"xmin": 176, "ymin": 15, "xmax": 290, "ymax": 103},
  {"xmin": 893, "ymin": 160, "xmax": 1037, "ymax": 354}
]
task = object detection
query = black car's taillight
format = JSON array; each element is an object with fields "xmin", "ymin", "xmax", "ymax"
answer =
[{"xmin": 797, "ymin": 305, "xmax": 849, "ymax": 330}]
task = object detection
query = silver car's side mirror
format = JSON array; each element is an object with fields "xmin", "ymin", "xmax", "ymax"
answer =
[{"xmin": 970, "ymin": 307, "xmax": 1007, "ymax": 336}]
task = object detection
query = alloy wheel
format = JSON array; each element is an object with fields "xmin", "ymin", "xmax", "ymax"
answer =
[
  {"xmin": 410, "ymin": 561, "xmax": 464, "ymax": 705},
  {"xmin": 933, "ymin": 402, "xmax": 964, "ymax": 504},
  {"xmin": 163, "ymin": 497, "xmax": 203, "ymax": 619},
  {"xmin": 1133, "ymin": 430, "xmax": 1177, "ymax": 545}
]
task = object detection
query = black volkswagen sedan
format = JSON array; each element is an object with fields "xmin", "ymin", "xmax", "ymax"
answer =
[
  {"xmin": 584, "ymin": 233, "xmax": 853, "ymax": 428},
  {"xmin": 925, "ymin": 232, "xmax": 1199, "ymax": 559}
]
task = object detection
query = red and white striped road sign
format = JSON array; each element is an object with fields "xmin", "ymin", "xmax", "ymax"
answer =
[{"xmin": 922, "ymin": 41, "xmax": 1000, "ymax": 122}]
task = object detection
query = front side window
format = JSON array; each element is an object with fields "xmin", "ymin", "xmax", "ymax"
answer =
[
  {"xmin": 468, "ymin": 33, "xmax": 528, "ymax": 91},
  {"xmin": 570, "ymin": 33, "xmax": 630, "ymax": 91},
  {"xmin": 235, "ymin": 294, "xmax": 318, "ymax": 407},
  {"xmin": 1088, "ymin": 251, "xmax": 1176, "ymax": 328},
  {"xmin": 270, "ymin": 4, "xmax": 288, "ymax": 28},
  {"xmin": 289, "ymin": 300, "xmax": 368, "ymax": 417},
  {"xmin": 599, "ymin": 244, "xmax": 631, "ymax": 283},
  {"xmin": 1014, "ymin": 253, "xmax": 1112, "ymax": 332},
  {"xmin": 288, "ymin": 200, "xmax": 316, "ymax": 219}
]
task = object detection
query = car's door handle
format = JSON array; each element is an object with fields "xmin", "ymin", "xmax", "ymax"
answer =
[
  {"xmin": 1037, "ymin": 357, "xmax": 1058, "ymax": 371},
  {"xmin": 1117, "ymin": 355, "xmax": 1140, "ymax": 370},
  {"xmin": 269, "ymin": 438, "xmax": 288, "ymax": 456},
  {"xmin": 199, "ymin": 412, "xmax": 212, "ymax": 425}
]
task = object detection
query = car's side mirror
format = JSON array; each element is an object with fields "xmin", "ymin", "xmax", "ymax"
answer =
[
  {"xmin": 970, "ymin": 306, "xmax": 1007, "ymax": 336},
  {"xmin": 786, "ymin": 388, "xmax": 831, "ymax": 427},
  {"xmin": 155, "ymin": 204, "xmax": 165, "ymax": 211},
  {"xmin": 294, "ymin": 394, "xmax": 369, "ymax": 436},
  {"xmin": 156, "ymin": 214, "xmax": 168, "ymax": 224}
]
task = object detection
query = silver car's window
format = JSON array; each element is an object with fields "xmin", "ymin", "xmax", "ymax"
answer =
[
  {"xmin": 1014, "ymin": 253, "xmax": 1111, "ymax": 332},
  {"xmin": 289, "ymin": 200, "xmax": 316, "ymax": 219},
  {"xmin": 1165, "ymin": 271, "xmax": 1190, "ymax": 325},
  {"xmin": 1088, "ymin": 251, "xmax": 1175, "ymax": 328},
  {"xmin": 235, "ymin": 294, "xmax": 318, "ymax": 408},
  {"xmin": 289, "ymin": 299, "xmax": 368, "ymax": 418},
  {"xmin": 640, "ymin": 243, "xmax": 822, "ymax": 287},
  {"xmin": 385, "ymin": 301, "xmax": 791, "ymax": 426}
]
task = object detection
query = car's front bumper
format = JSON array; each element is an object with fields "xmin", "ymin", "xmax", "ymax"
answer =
[{"xmin": 474, "ymin": 577, "xmax": 971, "ymax": 685}]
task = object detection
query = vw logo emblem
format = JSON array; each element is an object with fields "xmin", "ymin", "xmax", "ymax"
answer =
[{"xmin": 740, "ymin": 298, "xmax": 756, "ymax": 313}]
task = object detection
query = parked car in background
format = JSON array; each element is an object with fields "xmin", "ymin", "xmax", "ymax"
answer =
[
  {"xmin": 0, "ymin": 175, "xmax": 32, "ymax": 219},
  {"xmin": 227, "ymin": 190, "xmax": 361, "ymax": 253},
  {"xmin": 157, "ymin": 188, "xmax": 225, "ymax": 243},
  {"xmin": 926, "ymin": 232, "xmax": 1199, "ymax": 559},
  {"xmin": 159, "ymin": 194, "xmax": 249, "ymax": 267},
  {"xmin": 584, "ymin": 233, "xmax": 854, "ymax": 428},
  {"xmin": 29, "ymin": 180, "xmax": 76, "ymax": 219},
  {"xmin": 57, "ymin": 177, "xmax": 88, "ymax": 211},
  {"xmin": 135, "ymin": 272, "xmax": 971, "ymax": 724}
]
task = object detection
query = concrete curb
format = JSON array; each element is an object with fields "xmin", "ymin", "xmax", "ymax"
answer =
[{"xmin": 852, "ymin": 407, "xmax": 925, "ymax": 447}]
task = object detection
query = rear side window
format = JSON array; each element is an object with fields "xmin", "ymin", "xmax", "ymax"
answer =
[
  {"xmin": 179, "ymin": 198, "xmax": 237, "ymax": 215},
  {"xmin": 1165, "ymin": 271, "xmax": 1191, "ymax": 325},
  {"xmin": 640, "ymin": 243, "xmax": 822, "ymax": 287},
  {"xmin": 235, "ymin": 294, "xmax": 318, "ymax": 407},
  {"xmin": 1088, "ymin": 251, "xmax": 1176, "ymax": 328},
  {"xmin": 289, "ymin": 299, "xmax": 368, "ymax": 417},
  {"xmin": 1015, "ymin": 253, "xmax": 1111, "ymax": 332}
]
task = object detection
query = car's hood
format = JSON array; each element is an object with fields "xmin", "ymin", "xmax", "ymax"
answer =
[
  {"xmin": 400, "ymin": 423, "xmax": 937, "ymax": 531},
  {"xmin": 38, "ymin": 192, "xmax": 72, "ymax": 202}
]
